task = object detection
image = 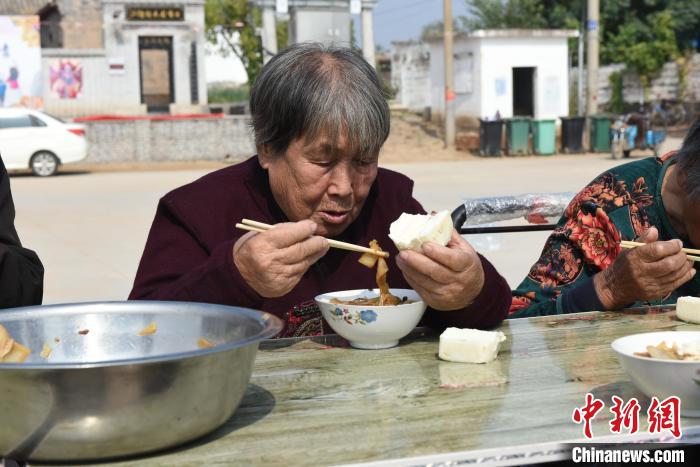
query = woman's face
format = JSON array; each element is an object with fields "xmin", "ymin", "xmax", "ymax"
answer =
[{"xmin": 260, "ymin": 133, "xmax": 379, "ymax": 238}]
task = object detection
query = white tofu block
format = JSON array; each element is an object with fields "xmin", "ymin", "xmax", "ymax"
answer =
[
  {"xmin": 388, "ymin": 211, "xmax": 453, "ymax": 251},
  {"xmin": 438, "ymin": 327, "xmax": 506, "ymax": 363},
  {"xmin": 676, "ymin": 296, "xmax": 700, "ymax": 324}
]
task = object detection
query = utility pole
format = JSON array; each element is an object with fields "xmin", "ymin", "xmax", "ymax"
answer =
[
  {"xmin": 586, "ymin": 0, "xmax": 599, "ymax": 115},
  {"xmin": 443, "ymin": 0, "xmax": 455, "ymax": 149}
]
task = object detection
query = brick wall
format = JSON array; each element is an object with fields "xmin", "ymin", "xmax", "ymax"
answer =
[
  {"xmin": 60, "ymin": 0, "xmax": 103, "ymax": 49},
  {"xmin": 83, "ymin": 116, "xmax": 255, "ymax": 163}
]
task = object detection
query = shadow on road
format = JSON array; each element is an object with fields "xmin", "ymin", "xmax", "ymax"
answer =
[{"xmin": 8, "ymin": 170, "xmax": 93, "ymax": 178}]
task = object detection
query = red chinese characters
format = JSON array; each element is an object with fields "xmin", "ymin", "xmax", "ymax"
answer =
[
  {"xmin": 647, "ymin": 396, "xmax": 681, "ymax": 439},
  {"xmin": 572, "ymin": 393, "xmax": 605, "ymax": 438},
  {"xmin": 609, "ymin": 396, "xmax": 641, "ymax": 434},
  {"xmin": 573, "ymin": 394, "xmax": 682, "ymax": 439}
]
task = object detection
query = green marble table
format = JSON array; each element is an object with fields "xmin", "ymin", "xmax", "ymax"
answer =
[{"xmin": 35, "ymin": 307, "xmax": 700, "ymax": 466}]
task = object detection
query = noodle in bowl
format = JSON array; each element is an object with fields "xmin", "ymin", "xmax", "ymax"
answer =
[{"xmin": 315, "ymin": 288, "xmax": 426, "ymax": 349}]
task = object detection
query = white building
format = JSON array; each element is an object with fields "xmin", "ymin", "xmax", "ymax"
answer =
[
  {"xmin": 422, "ymin": 29, "xmax": 578, "ymax": 121},
  {"xmin": 97, "ymin": 0, "xmax": 208, "ymax": 115},
  {"xmin": 1, "ymin": 0, "xmax": 208, "ymax": 116}
]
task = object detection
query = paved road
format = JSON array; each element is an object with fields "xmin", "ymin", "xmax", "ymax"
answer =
[{"xmin": 8, "ymin": 147, "xmax": 676, "ymax": 305}]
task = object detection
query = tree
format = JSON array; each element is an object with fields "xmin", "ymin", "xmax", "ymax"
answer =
[
  {"xmin": 276, "ymin": 18, "xmax": 289, "ymax": 51},
  {"xmin": 350, "ymin": 18, "xmax": 359, "ymax": 50},
  {"xmin": 462, "ymin": 0, "xmax": 548, "ymax": 29},
  {"xmin": 603, "ymin": 9, "xmax": 679, "ymax": 88},
  {"xmin": 421, "ymin": 20, "xmax": 443, "ymax": 41},
  {"xmin": 668, "ymin": 0, "xmax": 700, "ymax": 51},
  {"xmin": 205, "ymin": 0, "xmax": 262, "ymax": 85}
]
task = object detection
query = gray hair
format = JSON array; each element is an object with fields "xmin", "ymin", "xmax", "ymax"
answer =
[
  {"xmin": 249, "ymin": 42, "xmax": 390, "ymax": 160},
  {"xmin": 676, "ymin": 116, "xmax": 700, "ymax": 199}
]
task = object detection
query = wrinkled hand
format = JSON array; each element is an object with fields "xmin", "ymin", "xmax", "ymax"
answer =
[
  {"xmin": 395, "ymin": 230, "xmax": 485, "ymax": 311},
  {"xmin": 594, "ymin": 227, "xmax": 696, "ymax": 309},
  {"xmin": 233, "ymin": 220, "xmax": 329, "ymax": 298}
]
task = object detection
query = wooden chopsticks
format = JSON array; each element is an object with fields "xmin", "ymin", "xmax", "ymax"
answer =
[
  {"xmin": 620, "ymin": 240, "xmax": 700, "ymax": 262},
  {"xmin": 235, "ymin": 219, "xmax": 390, "ymax": 258}
]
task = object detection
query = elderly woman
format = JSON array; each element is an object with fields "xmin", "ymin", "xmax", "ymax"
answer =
[
  {"xmin": 129, "ymin": 43, "xmax": 510, "ymax": 337},
  {"xmin": 510, "ymin": 117, "xmax": 700, "ymax": 317}
]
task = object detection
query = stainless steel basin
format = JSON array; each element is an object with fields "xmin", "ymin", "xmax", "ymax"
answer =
[{"xmin": 0, "ymin": 301, "xmax": 282, "ymax": 462}]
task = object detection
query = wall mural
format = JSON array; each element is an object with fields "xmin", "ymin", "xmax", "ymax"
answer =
[
  {"xmin": 0, "ymin": 15, "xmax": 42, "ymax": 108},
  {"xmin": 49, "ymin": 59, "xmax": 83, "ymax": 99}
]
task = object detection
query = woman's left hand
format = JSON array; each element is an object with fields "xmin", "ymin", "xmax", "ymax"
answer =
[{"xmin": 395, "ymin": 230, "xmax": 485, "ymax": 311}]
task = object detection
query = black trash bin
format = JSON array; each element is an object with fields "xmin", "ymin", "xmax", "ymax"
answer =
[
  {"xmin": 560, "ymin": 116, "xmax": 585, "ymax": 153},
  {"xmin": 479, "ymin": 119, "xmax": 504, "ymax": 156}
]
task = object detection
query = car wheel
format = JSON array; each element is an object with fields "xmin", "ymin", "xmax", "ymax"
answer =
[{"xmin": 30, "ymin": 151, "xmax": 59, "ymax": 177}]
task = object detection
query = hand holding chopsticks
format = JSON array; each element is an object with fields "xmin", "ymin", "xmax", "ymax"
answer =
[
  {"xmin": 236, "ymin": 219, "xmax": 389, "ymax": 258},
  {"xmin": 620, "ymin": 240, "xmax": 700, "ymax": 262},
  {"xmin": 593, "ymin": 232, "xmax": 697, "ymax": 310}
]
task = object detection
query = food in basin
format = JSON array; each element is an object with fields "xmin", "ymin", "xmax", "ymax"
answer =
[{"xmin": 0, "ymin": 301, "xmax": 282, "ymax": 462}]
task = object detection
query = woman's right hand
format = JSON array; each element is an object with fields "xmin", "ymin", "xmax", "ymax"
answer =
[
  {"xmin": 233, "ymin": 220, "xmax": 330, "ymax": 298},
  {"xmin": 593, "ymin": 227, "xmax": 696, "ymax": 309}
]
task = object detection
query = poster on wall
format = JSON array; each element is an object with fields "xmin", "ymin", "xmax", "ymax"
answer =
[
  {"xmin": 49, "ymin": 59, "xmax": 83, "ymax": 99},
  {"xmin": 0, "ymin": 15, "xmax": 42, "ymax": 108}
]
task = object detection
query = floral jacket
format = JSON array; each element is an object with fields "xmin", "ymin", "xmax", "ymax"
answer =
[{"xmin": 510, "ymin": 153, "xmax": 700, "ymax": 318}]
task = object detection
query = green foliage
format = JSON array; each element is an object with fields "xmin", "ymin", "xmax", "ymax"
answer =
[
  {"xmin": 350, "ymin": 20, "xmax": 359, "ymax": 50},
  {"xmin": 462, "ymin": 0, "xmax": 547, "ymax": 29},
  {"xmin": 207, "ymin": 85, "xmax": 250, "ymax": 103},
  {"xmin": 608, "ymin": 71, "xmax": 624, "ymax": 114},
  {"xmin": 205, "ymin": 0, "xmax": 262, "ymax": 85},
  {"xmin": 420, "ymin": 20, "xmax": 447, "ymax": 41},
  {"xmin": 276, "ymin": 19, "xmax": 289, "ymax": 50},
  {"xmin": 668, "ymin": 0, "xmax": 700, "ymax": 50},
  {"xmin": 603, "ymin": 9, "xmax": 679, "ymax": 88}
]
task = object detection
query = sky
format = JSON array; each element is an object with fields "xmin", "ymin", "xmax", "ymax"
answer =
[
  {"xmin": 205, "ymin": 0, "xmax": 470, "ymax": 84},
  {"xmin": 369, "ymin": 0, "xmax": 469, "ymax": 50}
]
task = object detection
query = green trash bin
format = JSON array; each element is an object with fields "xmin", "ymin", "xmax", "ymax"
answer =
[
  {"xmin": 531, "ymin": 119, "xmax": 556, "ymax": 155},
  {"xmin": 506, "ymin": 117, "xmax": 531, "ymax": 155},
  {"xmin": 590, "ymin": 115, "xmax": 612, "ymax": 152}
]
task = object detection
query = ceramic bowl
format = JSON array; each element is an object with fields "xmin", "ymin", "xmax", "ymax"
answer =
[
  {"xmin": 611, "ymin": 331, "xmax": 700, "ymax": 417},
  {"xmin": 315, "ymin": 289, "xmax": 426, "ymax": 349}
]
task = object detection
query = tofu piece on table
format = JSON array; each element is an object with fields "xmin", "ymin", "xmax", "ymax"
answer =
[
  {"xmin": 438, "ymin": 327, "xmax": 506, "ymax": 363},
  {"xmin": 676, "ymin": 296, "xmax": 700, "ymax": 324}
]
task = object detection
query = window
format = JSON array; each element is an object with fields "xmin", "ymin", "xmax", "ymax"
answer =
[
  {"xmin": 40, "ymin": 112, "xmax": 65, "ymax": 123},
  {"xmin": 29, "ymin": 115, "xmax": 47, "ymax": 127},
  {"xmin": 0, "ymin": 115, "xmax": 34, "ymax": 129},
  {"xmin": 40, "ymin": 5, "xmax": 63, "ymax": 48},
  {"xmin": 455, "ymin": 52, "xmax": 474, "ymax": 94}
]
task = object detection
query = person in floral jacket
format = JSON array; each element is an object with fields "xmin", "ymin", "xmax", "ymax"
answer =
[{"xmin": 510, "ymin": 117, "xmax": 700, "ymax": 317}]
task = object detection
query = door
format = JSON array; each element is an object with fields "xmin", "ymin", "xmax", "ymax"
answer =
[
  {"xmin": 139, "ymin": 36, "xmax": 174, "ymax": 113},
  {"xmin": 0, "ymin": 113, "xmax": 40, "ymax": 168},
  {"xmin": 512, "ymin": 67, "xmax": 535, "ymax": 117}
]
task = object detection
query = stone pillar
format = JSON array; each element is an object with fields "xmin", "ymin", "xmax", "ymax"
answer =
[
  {"xmin": 361, "ymin": 4, "xmax": 375, "ymax": 67},
  {"xmin": 262, "ymin": 6, "xmax": 278, "ymax": 63}
]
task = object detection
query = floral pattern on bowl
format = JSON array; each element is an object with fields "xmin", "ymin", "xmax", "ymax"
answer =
[{"xmin": 330, "ymin": 307, "xmax": 377, "ymax": 325}]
